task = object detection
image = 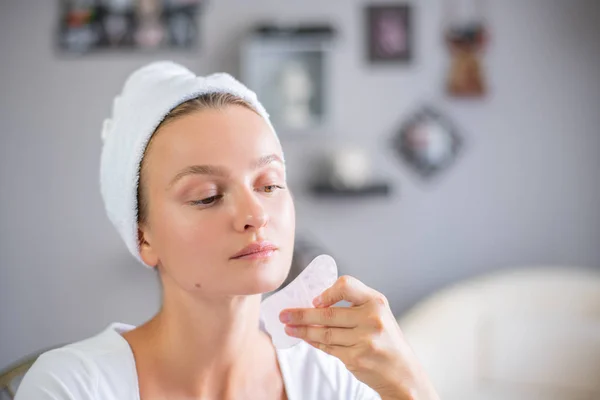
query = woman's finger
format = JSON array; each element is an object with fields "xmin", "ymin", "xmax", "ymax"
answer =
[
  {"xmin": 313, "ymin": 275, "xmax": 379, "ymax": 308},
  {"xmin": 279, "ymin": 305, "xmax": 360, "ymax": 328},
  {"xmin": 284, "ymin": 324, "xmax": 358, "ymax": 347}
]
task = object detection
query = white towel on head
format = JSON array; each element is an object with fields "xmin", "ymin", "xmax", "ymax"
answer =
[{"xmin": 100, "ymin": 61, "xmax": 279, "ymax": 267}]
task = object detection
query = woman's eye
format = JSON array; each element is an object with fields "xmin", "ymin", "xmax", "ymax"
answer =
[
  {"xmin": 192, "ymin": 195, "xmax": 223, "ymax": 206},
  {"xmin": 263, "ymin": 185, "xmax": 284, "ymax": 193}
]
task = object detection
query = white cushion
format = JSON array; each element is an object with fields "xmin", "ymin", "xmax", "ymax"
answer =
[
  {"xmin": 479, "ymin": 315, "xmax": 600, "ymax": 394},
  {"xmin": 397, "ymin": 267, "xmax": 600, "ymax": 400}
]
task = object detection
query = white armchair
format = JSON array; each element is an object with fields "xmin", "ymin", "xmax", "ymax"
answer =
[{"xmin": 397, "ymin": 267, "xmax": 600, "ymax": 400}]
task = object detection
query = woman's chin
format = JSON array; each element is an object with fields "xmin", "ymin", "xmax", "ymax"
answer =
[
  {"xmin": 229, "ymin": 253, "xmax": 288, "ymax": 286},
  {"xmin": 238, "ymin": 266, "xmax": 289, "ymax": 295},
  {"xmin": 254, "ymin": 270, "xmax": 289, "ymax": 294}
]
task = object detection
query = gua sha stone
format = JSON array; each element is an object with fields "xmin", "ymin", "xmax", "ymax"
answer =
[{"xmin": 260, "ymin": 254, "xmax": 338, "ymax": 349}]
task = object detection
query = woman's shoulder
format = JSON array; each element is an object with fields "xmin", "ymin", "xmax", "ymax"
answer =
[
  {"xmin": 277, "ymin": 341, "xmax": 380, "ymax": 399},
  {"xmin": 15, "ymin": 323, "xmax": 139, "ymax": 400},
  {"xmin": 15, "ymin": 345, "xmax": 98, "ymax": 399}
]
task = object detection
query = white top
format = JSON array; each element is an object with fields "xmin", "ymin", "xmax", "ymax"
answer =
[{"xmin": 15, "ymin": 323, "xmax": 380, "ymax": 400}]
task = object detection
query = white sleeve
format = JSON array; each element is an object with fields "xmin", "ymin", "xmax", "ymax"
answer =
[
  {"xmin": 15, "ymin": 349, "xmax": 97, "ymax": 400},
  {"xmin": 349, "ymin": 375, "xmax": 382, "ymax": 399},
  {"xmin": 285, "ymin": 341, "xmax": 383, "ymax": 399}
]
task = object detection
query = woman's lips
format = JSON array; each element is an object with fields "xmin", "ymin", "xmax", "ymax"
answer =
[
  {"xmin": 233, "ymin": 249, "xmax": 276, "ymax": 260},
  {"xmin": 231, "ymin": 241, "xmax": 278, "ymax": 259}
]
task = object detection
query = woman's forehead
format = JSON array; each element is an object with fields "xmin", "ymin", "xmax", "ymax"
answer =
[{"xmin": 148, "ymin": 106, "xmax": 283, "ymax": 173}]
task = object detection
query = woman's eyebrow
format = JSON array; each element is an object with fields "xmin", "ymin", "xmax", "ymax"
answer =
[
  {"xmin": 168, "ymin": 154, "xmax": 284, "ymax": 189},
  {"xmin": 252, "ymin": 154, "xmax": 284, "ymax": 170},
  {"xmin": 168, "ymin": 165, "xmax": 229, "ymax": 189}
]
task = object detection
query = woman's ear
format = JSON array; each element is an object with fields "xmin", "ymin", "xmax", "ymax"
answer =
[{"xmin": 138, "ymin": 226, "xmax": 159, "ymax": 268}]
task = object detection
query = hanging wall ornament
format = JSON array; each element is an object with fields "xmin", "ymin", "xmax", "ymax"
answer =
[
  {"xmin": 392, "ymin": 106, "xmax": 463, "ymax": 180},
  {"xmin": 444, "ymin": 0, "xmax": 489, "ymax": 98}
]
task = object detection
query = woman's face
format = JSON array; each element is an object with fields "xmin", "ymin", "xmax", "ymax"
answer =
[{"xmin": 139, "ymin": 105, "xmax": 295, "ymax": 297}]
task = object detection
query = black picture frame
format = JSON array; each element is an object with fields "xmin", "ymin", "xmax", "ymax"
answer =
[
  {"xmin": 392, "ymin": 106, "xmax": 463, "ymax": 180},
  {"xmin": 366, "ymin": 4, "xmax": 412, "ymax": 63}
]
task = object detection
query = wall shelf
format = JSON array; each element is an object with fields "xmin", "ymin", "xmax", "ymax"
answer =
[{"xmin": 310, "ymin": 182, "xmax": 391, "ymax": 197}]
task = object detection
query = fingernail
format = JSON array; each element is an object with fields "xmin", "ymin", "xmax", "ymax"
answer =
[
  {"xmin": 313, "ymin": 296, "xmax": 322, "ymax": 307},
  {"xmin": 279, "ymin": 311, "xmax": 291, "ymax": 323},
  {"xmin": 285, "ymin": 325, "xmax": 298, "ymax": 336}
]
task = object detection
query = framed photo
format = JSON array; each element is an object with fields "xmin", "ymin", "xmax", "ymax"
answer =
[
  {"xmin": 366, "ymin": 4, "xmax": 412, "ymax": 63},
  {"xmin": 57, "ymin": 0, "xmax": 203, "ymax": 54},
  {"xmin": 241, "ymin": 25, "xmax": 336, "ymax": 134},
  {"xmin": 392, "ymin": 106, "xmax": 463, "ymax": 180}
]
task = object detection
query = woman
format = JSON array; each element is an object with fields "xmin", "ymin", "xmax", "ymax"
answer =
[{"xmin": 16, "ymin": 62, "xmax": 439, "ymax": 400}]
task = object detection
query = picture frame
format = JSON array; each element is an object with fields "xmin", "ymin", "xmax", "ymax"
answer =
[
  {"xmin": 56, "ymin": 0, "xmax": 203, "ymax": 54},
  {"xmin": 392, "ymin": 106, "xmax": 463, "ymax": 180},
  {"xmin": 240, "ymin": 24, "xmax": 336, "ymax": 134},
  {"xmin": 366, "ymin": 4, "xmax": 412, "ymax": 63}
]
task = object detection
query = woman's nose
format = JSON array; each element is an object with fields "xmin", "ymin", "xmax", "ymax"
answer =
[{"xmin": 233, "ymin": 190, "xmax": 269, "ymax": 232}]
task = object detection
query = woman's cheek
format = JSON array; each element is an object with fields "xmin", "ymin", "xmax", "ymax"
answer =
[{"xmin": 276, "ymin": 191, "xmax": 295, "ymax": 230}]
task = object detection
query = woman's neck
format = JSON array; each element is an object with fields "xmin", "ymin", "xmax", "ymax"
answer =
[
  {"xmin": 157, "ymin": 290, "xmax": 265, "ymax": 363},
  {"xmin": 123, "ymin": 289, "xmax": 284, "ymax": 399}
]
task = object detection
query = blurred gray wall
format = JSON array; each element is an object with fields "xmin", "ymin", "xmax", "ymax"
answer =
[{"xmin": 1, "ymin": 0, "xmax": 599, "ymax": 368}]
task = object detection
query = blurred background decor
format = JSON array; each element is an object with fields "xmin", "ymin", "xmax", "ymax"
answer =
[
  {"xmin": 241, "ymin": 24, "xmax": 336, "ymax": 134},
  {"xmin": 444, "ymin": 0, "xmax": 488, "ymax": 97},
  {"xmin": 57, "ymin": 0, "xmax": 203, "ymax": 54},
  {"xmin": 392, "ymin": 106, "xmax": 463, "ymax": 180},
  {"xmin": 366, "ymin": 4, "xmax": 412, "ymax": 63},
  {"xmin": 310, "ymin": 145, "xmax": 391, "ymax": 197}
]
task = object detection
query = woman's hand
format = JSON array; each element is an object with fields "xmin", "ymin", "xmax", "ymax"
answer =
[{"xmin": 279, "ymin": 275, "xmax": 439, "ymax": 400}]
